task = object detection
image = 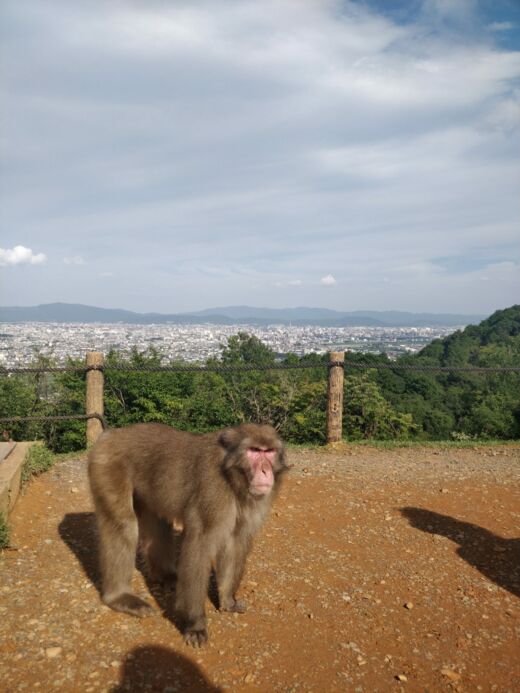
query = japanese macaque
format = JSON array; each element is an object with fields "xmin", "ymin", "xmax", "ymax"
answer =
[{"xmin": 88, "ymin": 422, "xmax": 287, "ymax": 646}]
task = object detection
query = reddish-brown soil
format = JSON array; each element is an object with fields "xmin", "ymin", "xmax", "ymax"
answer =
[{"xmin": 1, "ymin": 445, "xmax": 519, "ymax": 692}]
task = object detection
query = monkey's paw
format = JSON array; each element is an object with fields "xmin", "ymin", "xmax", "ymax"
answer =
[
  {"xmin": 184, "ymin": 627, "xmax": 208, "ymax": 647},
  {"xmin": 107, "ymin": 593, "xmax": 155, "ymax": 618},
  {"xmin": 221, "ymin": 598, "xmax": 247, "ymax": 613}
]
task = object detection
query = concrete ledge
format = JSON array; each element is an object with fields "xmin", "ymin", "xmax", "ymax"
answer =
[{"xmin": 0, "ymin": 442, "xmax": 39, "ymax": 518}]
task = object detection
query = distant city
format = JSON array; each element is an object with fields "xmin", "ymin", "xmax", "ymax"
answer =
[{"xmin": 0, "ymin": 322, "xmax": 464, "ymax": 367}]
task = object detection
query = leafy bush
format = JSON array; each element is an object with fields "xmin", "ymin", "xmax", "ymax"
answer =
[
  {"xmin": 0, "ymin": 513, "xmax": 9, "ymax": 550},
  {"xmin": 22, "ymin": 444, "xmax": 55, "ymax": 485},
  {"xmin": 344, "ymin": 373, "xmax": 416, "ymax": 440}
]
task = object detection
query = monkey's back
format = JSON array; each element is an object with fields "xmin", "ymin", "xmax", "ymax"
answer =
[{"xmin": 88, "ymin": 423, "xmax": 232, "ymax": 522}]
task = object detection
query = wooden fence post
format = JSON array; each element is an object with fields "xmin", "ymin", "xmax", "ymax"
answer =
[
  {"xmin": 327, "ymin": 351, "xmax": 345, "ymax": 444},
  {"xmin": 86, "ymin": 351, "xmax": 104, "ymax": 447}
]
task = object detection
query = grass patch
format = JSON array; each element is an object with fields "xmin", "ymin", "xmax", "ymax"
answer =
[
  {"xmin": 286, "ymin": 441, "xmax": 323, "ymax": 450},
  {"xmin": 341, "ymin": 438, "xmax": 520, "ymax": 450},
  {"xmin": 21, "ymin": 444, "xmax": 55, "ymax": 485},
  {"xmin": 0, "ymin": 512, "xmax": 9, "ymax": 550},
  {"xmin": 287, "ymin": 438, "xmax": 520, "ymax": 450},
  {"xmin": 54, "ymin": 449, "xmax": 88, "ymax": 462}
]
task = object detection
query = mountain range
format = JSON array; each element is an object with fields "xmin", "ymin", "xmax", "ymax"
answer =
[{"xmin": 0, "ymin": 303, "xmax": 486, "ymax": 327}]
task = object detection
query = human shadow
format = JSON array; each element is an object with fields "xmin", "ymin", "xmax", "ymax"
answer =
[
  {"xmin": 110, "ymin": 645, "xmax": 222, "ymax": 692},
  {"xmin": 400, "ymin": 507, "xmax": 520, "ymax": 598}
]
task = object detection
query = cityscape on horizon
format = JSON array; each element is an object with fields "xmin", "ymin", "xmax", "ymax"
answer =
[{"xmin": 0, "ymin": 321, "xmax": 465, "ymax": 368}]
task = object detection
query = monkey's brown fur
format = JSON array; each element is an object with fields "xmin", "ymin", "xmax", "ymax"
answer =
[{"xmin": 88, "ymin": 422, "xmax": 287, "ymax": 646}]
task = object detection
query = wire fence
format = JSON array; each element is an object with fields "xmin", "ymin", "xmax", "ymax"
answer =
[
  {"xmin": 2, "ymin": 362, "xmax": 520, "ymax": 375},
  {"xmin": 0, "ymin": 413, "xmax": 107, "ymax": 427}
]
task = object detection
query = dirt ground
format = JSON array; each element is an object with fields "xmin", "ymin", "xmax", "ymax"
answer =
[{"xmin": 1, "ymin": 444, "xmax": 519, "ymax": 693}]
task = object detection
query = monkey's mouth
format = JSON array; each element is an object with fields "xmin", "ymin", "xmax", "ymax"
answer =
[{"xmin": 250, "ymin": 483, "xmax": 272, "ymax": 496}]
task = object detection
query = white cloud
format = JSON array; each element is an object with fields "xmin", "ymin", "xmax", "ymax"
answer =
[
  {"xmin": 483, "ymin": 92, "xmax": 520, "ymax": 132},
  {"xmin": 320, "ymin": 275, "xmax": 337, "ymax": 286},
  {"xmin": 0, "ymin": 245, "xmax": 46, "ymax": 267},
  {"xmin": 488, "ymin": 22, "xmax": 514, "ymax": 31},
  {"xmin": 63, "ymin": 255, "xmax": 85, "ymax": 265},
  {"xmin": 0, "ymin": 0, "xmax": 519, "ymax": 313},
  {"xmin": 275, "ymin": 279, "xmax": 303, "ymax": 287}
]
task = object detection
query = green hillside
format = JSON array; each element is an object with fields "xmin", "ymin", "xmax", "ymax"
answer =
[{"xmin": 374, "ymin": 305, "xmax": 520, "ymax": 439}]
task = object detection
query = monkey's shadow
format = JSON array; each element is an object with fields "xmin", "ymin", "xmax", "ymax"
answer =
[
  {"xmin": 400, "ymin": 507, "xmax": 520, "ymax": 598},
  {"xmin": 58, "ymin": 512, "xmax": 101, "ymax": 591},
  {"xmin": 58, "ymin": 513, "xmax": 220, "ymax": 628}
]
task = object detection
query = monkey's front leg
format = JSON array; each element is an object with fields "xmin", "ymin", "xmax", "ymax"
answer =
[
  {"xmin": 215, "ymin": 533, "xmax": 251, "ymax": 614},
  {"xmin": 175, "ymin": 530, "xmax": 212, "ymax": 647}
]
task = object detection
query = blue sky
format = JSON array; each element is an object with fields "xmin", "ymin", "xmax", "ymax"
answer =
[{"xmin": 1, "ymin": 0, "xmax": 519, "ymax": 315}]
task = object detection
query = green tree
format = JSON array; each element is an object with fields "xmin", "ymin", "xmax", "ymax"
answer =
[{"xmin": 344, "ymin": 372, "xmax": 415, "ymax": 440}]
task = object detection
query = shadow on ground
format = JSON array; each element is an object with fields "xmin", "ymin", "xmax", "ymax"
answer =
[
  {"xmin": 110, "ymin": 645, "xmax": 222, "ymax": 692},
  {"xmin": 401, "ymin": 507, "xmax": 520, "ymax": 598},
  {"xmin": 58, "ymin": 512, "xmax": 101, "ymax": 592}
]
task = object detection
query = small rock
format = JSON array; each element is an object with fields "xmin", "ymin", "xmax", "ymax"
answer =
[
  {"xmin": 441, "ymin": 668, "xmax": 461, "ymax": 682},
  {"xmin": 244, "ymin": 673, "xmax": 255, "ymax": 683},
  {"xmin": 70, "ymin": 488, "xmax": 79, "ymax": 494},
  {"xmin": 45, "ymin": 647, "xmax": 62, "ymax": 658},
  {"xmin": 396, "ymin": 674, "xmax": 408, "ymax": 682},
  {"xmin": 404, "ymin": 602, "xmax": 414, "ymax": 610}
]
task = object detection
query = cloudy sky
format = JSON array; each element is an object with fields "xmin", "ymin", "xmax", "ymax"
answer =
[{"xmin": 1, "ymin": 0, "xmax": 519, "ymax": 315}]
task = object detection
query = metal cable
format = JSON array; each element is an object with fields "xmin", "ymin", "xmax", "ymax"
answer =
[
  {"xmin": 0, "ymin": 366, "xmax": 94, "ymax": 374},
  {"xmin": 343, "ymin": 362, "xmax": 520, "ymax": 373},
  {"xmin": 0, "ymin": 413, "xmax": 107, "ymax": 429},
  {"xmin": 1, "ymin": 361, "xmax": 519, "ymax": 374}
]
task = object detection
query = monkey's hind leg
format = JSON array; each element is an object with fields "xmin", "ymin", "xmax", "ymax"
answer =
[
  {"xmin": 96, "ymin": 505, "xmax": 155, "ymax": 618},
  {"xmin": 137, "ymin": 506, "xmax": 181, "ymax": 585}
]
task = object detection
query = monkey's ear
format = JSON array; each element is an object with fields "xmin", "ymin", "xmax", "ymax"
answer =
[
  {"xmin": 218, "ymin": 428, "xmax": 241, "ymax": 451},
  {"xmin": 275, "ymin": 445, "xmax": 290, "ymax": 472}
]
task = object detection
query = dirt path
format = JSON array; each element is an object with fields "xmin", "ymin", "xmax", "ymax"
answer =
[{"xmin": 1, "ymin": 445, "xmax": 519, "ymax": 692}]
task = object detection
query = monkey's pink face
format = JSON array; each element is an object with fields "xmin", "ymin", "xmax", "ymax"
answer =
[{"xmin": 246, "ymin": 447, "xmax": 277, "ymax": 496}]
